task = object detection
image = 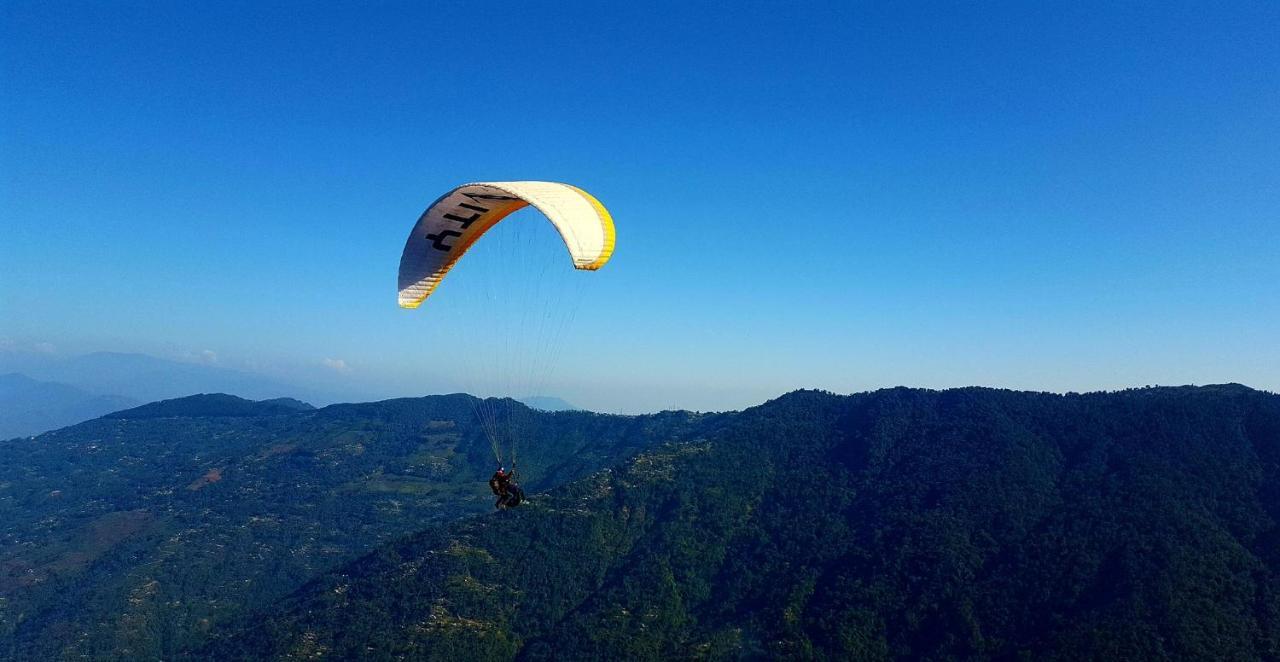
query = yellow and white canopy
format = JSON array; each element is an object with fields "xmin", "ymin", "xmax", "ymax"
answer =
[{"xmin": 397, "ymin": 181, "xmax": 616, "ymax": 308}]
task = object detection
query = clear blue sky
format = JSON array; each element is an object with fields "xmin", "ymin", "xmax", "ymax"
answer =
[{"xmin": 3, "ymin": 1, "xmax": 1277, "ymax": 411}]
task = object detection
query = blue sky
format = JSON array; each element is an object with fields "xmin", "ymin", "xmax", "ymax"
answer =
[{"xmin": 2, "ymin": 1, "xmax": 1277, "ymax": 412}]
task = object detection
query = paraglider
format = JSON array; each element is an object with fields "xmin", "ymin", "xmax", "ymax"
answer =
[
  {"xmin": 398, "ymin": 181, "xmax": 615, "ymax": 308},
  {"xmin": 398, "ymin": 181, "xmax": 615, "ymax": 507},
  {"xmin": 488, "ymin": 466, "xmax": 524, "ymax": 509}
]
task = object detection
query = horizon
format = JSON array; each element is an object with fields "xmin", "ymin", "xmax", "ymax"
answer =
[
  {"xmin": 2, "ymin": 347, "xmax": 1274, "ymax": 419},
  {"xmin": 4, "ymin": 2, "xmax": 1278, "ymax": 413}
]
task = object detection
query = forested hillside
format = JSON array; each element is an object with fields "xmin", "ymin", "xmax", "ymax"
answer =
[
  {"xmin": 0, "ymin": 394, "xmax": 713, "ymax": 659},
  {"xmin": 207, "ymin": 385, "xmax": 1280, "ymax": 660}
]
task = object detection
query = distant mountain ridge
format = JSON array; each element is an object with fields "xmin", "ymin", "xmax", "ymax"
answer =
[
  {"xmin": 0, "ymin": 373, "xmax": 138, "ymax": 438},
  {"xmin": 105, "ymin": 393, "xmax": 316, "ymax": 419},
  {"xmin": 519, "ymin": 395, "xmax": 582, "ymax": 411},
  {"xmin": 0, "ymin": 351, "xmax": 588, "ymax": 434},
  {"xmin": 206, "ymin": 384, "xmax": 1280, "ymax": 660},
  {"xmin": 0, "ymin": 350, "xmax": 341, "ymax": 405}
]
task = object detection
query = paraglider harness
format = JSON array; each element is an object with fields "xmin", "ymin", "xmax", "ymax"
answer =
[{"xmin": 489, "ymin": 466, "xmax": 525, "ymax": 509}]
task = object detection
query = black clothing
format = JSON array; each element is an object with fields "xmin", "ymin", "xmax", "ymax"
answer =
[
  {"xmin": 504, "ymin": 483, "xmax": 525, "ymax": 507},
  {"xmin": 491, "ymin": 469, "xmax": 519, "ymax": 508},
  {"xmin": 489, "ymin": 471, "xmax": 506, "ymax": 496}
]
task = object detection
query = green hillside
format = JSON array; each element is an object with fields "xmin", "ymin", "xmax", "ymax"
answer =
[
  {"xmin": 0, "ymin": 394, "xmax": 713, "ymax": 659},
  {"xmin": 206, "ymin": 385, "xmax": 1280, "ymax": 660}
]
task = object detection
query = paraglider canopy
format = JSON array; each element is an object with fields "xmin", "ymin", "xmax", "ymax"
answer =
[{"xmin": 398, "ymin": 181, "xmax": 615, "ymax": 308}]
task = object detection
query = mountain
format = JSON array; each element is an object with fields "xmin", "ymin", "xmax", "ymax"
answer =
[
  {"xmin": 206, "ymin": 385, "xmax": 1280, "ymax": 660},
  {"xmin": 519, "ymin": 395, "xmax": 582, "ymax": 411},
  {"xmin": 0, "ymin": 373, "xmax": 137, "ymax": 438},
  {"xmin": 0, "ymin": 394, "xmax": 717, "ymax": 660},
  {"xmin": 104, "ymin": 393, "xmax": 316, "ymax": 419},
  {"xmin": 0, "ymin": 351, "xmax": 342, "ymax": 405},
  {"xmin": 258, "ymin": 397, "xmax": 317, "ymax": 412}
]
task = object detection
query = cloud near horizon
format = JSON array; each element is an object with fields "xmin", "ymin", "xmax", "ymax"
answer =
[{"xmin": 322, "ymin": 358, "xmax": 350, "ymax": 374}]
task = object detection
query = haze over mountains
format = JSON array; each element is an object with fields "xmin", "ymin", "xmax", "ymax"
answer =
[
  {"xmin": 0, "ymin": 350, "xmax": 588, "ymax": 438},
  {"xmin": 518, "ymin": 396, "xmax": 581, "ymax": 412},
  {"xmin": 0, "ymin": 351, "xmax": 341, "ymax": 406},
  {"xmin": 0, "ymin": 373, "xmax": 138, "ymax": 439},
  {"xmin": 0, "ymin": 350, "xmax": 344, "ymax": 438}
]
